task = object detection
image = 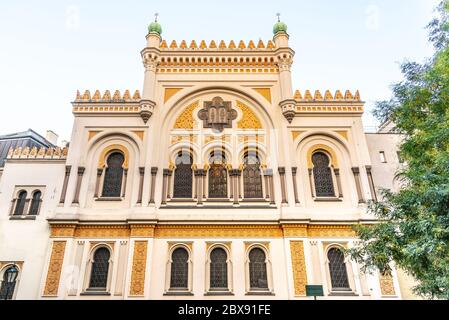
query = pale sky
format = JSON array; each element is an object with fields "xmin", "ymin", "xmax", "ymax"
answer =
[{"xmin": 0, "ymin": 0, "xmax": 440, "ymax": 143}]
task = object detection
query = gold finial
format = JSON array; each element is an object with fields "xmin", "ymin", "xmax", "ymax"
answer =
[
  {"xmin": 276, "ymin": 13, "xmax": 281, "ymax": 22},
  {"xmin": 154, "ymin": 12, "xmax": 159, "ymax": 23}
]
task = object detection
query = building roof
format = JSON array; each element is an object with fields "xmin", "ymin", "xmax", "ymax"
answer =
[{"xmin": 0, "ymin": 128, "xmax": 54, "ymax": 147}]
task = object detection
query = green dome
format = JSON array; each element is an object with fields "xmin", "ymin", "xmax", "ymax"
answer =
[
  {"xmin": 273, "ymin": 21, "xmax": 287, "ymax": 34},
  {"xmin": 148, "ymin": 21, "xmax": 162, "ymax": 35}
]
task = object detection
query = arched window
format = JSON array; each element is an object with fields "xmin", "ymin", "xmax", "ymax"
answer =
[
  {"xmin": 88, "ymin": 247, "xmax": 110, "ymax": 290},
  {"xmin": 208, "ymin": 151, "xmax": 228, "ymax": 198},
  {"xmin": 327, "ymin": 248, "xmax": 350, "ymax": 290},
  {"xmin": 312, "ymin": 152, "xmax": 335, "ymax": 197},
  {"xmin": 210, "ymin": 248, "xmax": 228, "ymax": 290},
  {"xmin": 173, "ymin": 151, "xmax": 193, "ymax": 198},
  {"xmin": 28, "ymin": 191, "xmax": 42, "ymax": 215},
  {"xmin": 249, "ymin": 248, "xmax": 268, "ymax": 290},
  {"xmin": 102, "ymin": 152, "xmax": 125, "ymax": 197},
  {"xmin": 243, "ymin": 152, "xmax": 263, "ymax": 198},
  {"xmin": 170, "ymin": 247, "xmax": 189, "ymax": 289},
  {"xmin": 0, "ymin": 267, "xmax": 18, "ymax": 300},
  {"xmin": 14, "ymin": 191, "xmax": 27, "ymax": 215}
]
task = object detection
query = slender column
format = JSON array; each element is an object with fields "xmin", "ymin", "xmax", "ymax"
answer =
[
  {"xmin": 72, "ymin": 167, "xmax": 85, "ymax": 205},
  {"xmin": 229, "ymin": 170, "xmax": 233, "ymax": 199},
  {"xmin": 230, "ymin": 169, "xmax": 240, "ymax": 205},
  {"xmin": 264, "ymin": 172, "xmax": 270, "ymax": 199},
  {"xmin": 149, "ymin": 167, "xmax": 158, "ymax": 204},
  {"xmin": 202, "ymin": 171, "xmax": 206, "ymax": 200},
  {"xmin": 166, "ymin": 169, "xmax": 173, "ymax": 200},
  {"xmin": 333, "ymin": 168, "xmax": 343, "ymax": 198},
  {"xmin": 278, "ymin": 167, "xmax": 287, "ymax": 204},
  {"xmin": 161, "ymin": 169, "xmax": 170, "ymax": 205},
  {"xmin": 291, "ymin": 167, "xmax": 299, "ymax": 204},
  {"xmin": 237, "ymin": 169, "xmax": 242, "ymax": 199},
  {"xmin": 264, "ymin": 169, "xmax": 275, "ymax": 205},
  {"xmin": 194, "ymin": 170, "xmax": 203, "ymax": 205},
  {"xmin": 122, "ymin": 169, "xmax": 128, "ymax": 197},
  {"xmin": 352, "ymin": 167, "xmax": 365, "ymax": 203},
  {"xmin": 23, "ymin": 199, "xmax": 31, "ymax": 215},
  {"xmin": 365, "ymin": 166, "xmax": 377, "ymax": 201},
  {"xmin": 94, "ymin": 168, "xmax": 103, "ymax": 198},
  {"xmin": 308, "ymin": 168, "xmax": 315, "ymax": 198},
  {"xmin": 137, "ymin": 167, "xmax": 145, "ymax": 204},
  {"xmin": 59, "ymin": 165, "xmax": 72, "ymax": 204}
]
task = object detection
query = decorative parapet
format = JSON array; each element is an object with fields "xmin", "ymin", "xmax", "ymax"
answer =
[
  {"xmin": 7, "ymin": 146, "xmax": 68, "ymax": 160},
  {"xmin": 141, "ymin": 39, "xmax": 294, "ymax": 74},
  {"xmin": 72, "ymin": 90, "xmax": 155, "ymax": 123},
  {"xmin": 160, "ymin": 39, "xmax": 276, "ymax": 51},
  {"xmin": 280, "ymin": 89, "xmax": 364, "ymax": 121}
]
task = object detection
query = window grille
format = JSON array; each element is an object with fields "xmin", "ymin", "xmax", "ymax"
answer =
[
  {"xmin": 210, "ymin": 248, "xmax": 228, "ymax": 289},
  {"xmin": 249, "ymin": 248, "xmax": 268, "ymax": 290},
  {"xmin": 328, "ymin": 248, "xmax": 350, "ymax": 290},
  {"xmin": 243, "ymin": 153, "xmax": 263, "ymax": 198},
  {"xmin": 312, "ymin": 152, "xmax": 335, "ymax": 197},
  {"xmin": 88, "ymin": 248, "xmax": 110, "ymax": 290},
  {"xmin": 170, "ymin": 248, "xmax": 189, "ymax": 289},
  {"xmin": 173, "ymin": 152, "xmax": 193, "ymax": 198},
  {"xmin": 102, "ymin": 152, "xmax": 124, "ymax": 197}
]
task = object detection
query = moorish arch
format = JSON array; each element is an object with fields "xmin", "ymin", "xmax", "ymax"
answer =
[{"xmin": 159, "ymin": 85, "xmax": 277, "ymax": 169}]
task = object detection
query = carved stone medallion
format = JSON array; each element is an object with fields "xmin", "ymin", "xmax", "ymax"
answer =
[{"xmin": 197, "ymin": 96, "xmax": 237, "ymax": 132}]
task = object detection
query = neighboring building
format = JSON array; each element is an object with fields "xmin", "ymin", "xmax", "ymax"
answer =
[{"xmin": 0, "ymin": 18, "xmax": 412, "ymax": 300}]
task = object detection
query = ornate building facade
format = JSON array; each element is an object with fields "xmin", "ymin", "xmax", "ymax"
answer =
[{"xmin": 0, "ymin": 19, "xmax": 410, "ymax": 300}]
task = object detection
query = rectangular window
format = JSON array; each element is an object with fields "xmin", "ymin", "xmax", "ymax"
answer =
[{"xmin": 379, "ymin": 151, "xmax": 387, "ymax": 163}]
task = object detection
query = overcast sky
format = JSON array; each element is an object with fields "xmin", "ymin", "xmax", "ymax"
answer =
[{"xmin": 0, "ymin": 0, "xmax": 440, "ymax": 143}]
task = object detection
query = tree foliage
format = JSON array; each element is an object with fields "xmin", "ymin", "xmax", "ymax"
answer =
[{"xmin": 348, "ymin": 1, "xmax": 449, "ymax": 299}]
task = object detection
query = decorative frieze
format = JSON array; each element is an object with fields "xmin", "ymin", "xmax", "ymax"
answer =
[
  {"xmin": 43, "ymin": 241, "xmax": 66, "ymax": 296},
  {"xmin": 129, "ymin": 241, "xmax": 148, "ymax": 296},
  {"xmin": 290, "ymin": 241, "xmax": 308, "ymax": 296}
]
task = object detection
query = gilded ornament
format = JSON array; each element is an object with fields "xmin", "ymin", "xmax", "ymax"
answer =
[
  {"xmin": 290, "ymin": 241, "xmax": 308, "ymax": 296},
  {"xmin": 43, "ymin": 241, "xmax": 66, "ymax": 296}
]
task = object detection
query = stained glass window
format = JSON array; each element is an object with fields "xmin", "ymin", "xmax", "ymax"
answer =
[
  {"xmin": 208, "ymin": 151, "xmax": 228, "ymax": 198},
  {"xmin": 328, "ymin": 248, "xmax": 350, "ymax": 290},
  {"xmin": 243, "ymin": 152, "xmax": 263, "ymax": 198},
  {"xmin": 210, "ymin": 248, "xmax": 228, "ymax": 289},
  {"xmin": 173, "ymin": 151, "xmax": 193, "ymax": 198},
  {"xmin": 249, "ymin": 248, "xmax": 268, "ymax": 290},
  {"xmin": 0, "ymin": 267, "xmax": 17, "ymax": 300},
  {"xmin": 28, "ymin": 191, "xmax": 42, "ymax": 215},
  {"xmin": 102, "ymin": 152, "xmax": 124, "ymax": 197},
  {"xmin": 170, "ymin": 247, "xmax": 189, "ymax": 289},
  {"xmin": 14, "ymin": 191, "xmax": 27, "ymax": 215},
  {"xmin": 312, "ymin": 152, "xmax": 335, "ymax": 197},
  {"xmin": 88, "ymin": 247, "xmax": 110, "ymax": 290}
]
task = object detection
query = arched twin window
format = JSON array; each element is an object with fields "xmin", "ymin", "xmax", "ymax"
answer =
[
  {"xmin": 248, "ymin": 247, "xmax": 268, "ymax": 290},
  {"xmin": 102, "ymin": 152, "xmax": 125, "ymax": 197},
  {"xmin": 243, "ymin": 152, "xmax": 263, "ymax": 198},
  {"xmin": 13, "ymin": 189, "xmax": 42, "ymax": 216},
  {"xmin": 208, "ymin": 151, "xmax": 228, "ymax": 198},
  {"xmin": 173, "ymin": 151, "xmax": 193, "ymax": 198},
  {"xmin": 88, "ymin": 247, "xmax": 111, "ymax": 291},
  {"xmin": 170, "ymin": 247, "xmax": 189, "ymax": 289},
  {"xmin": 312, "ymin": 151, "xmax": 336, "ymax": 197},
  {"xmin": 209, "ymin": 247, "xmax": 228, "ymax": 290},
  {"xmin": 327, "ymin": 247, "xmax": 350, "ymax": 290}
]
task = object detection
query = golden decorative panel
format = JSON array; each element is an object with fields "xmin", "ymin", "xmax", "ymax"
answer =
[
  {"xmin": 236, "ymin": 101, "xmax": 262, "ymax": 129},
  {"xmin": 282, "ymin": 224, "xmax": 308, "ymax": 237},
  {"xmin": 74, "ymin": 225, "xmax": 130, "ymax": 238},
  {"xmin": 50, "ymin": 225, "xmax": 76, "ymax": 238},
  {"xmin": 98, "ymin": 144, "xmax": 130, "ymax": 169},
  {"xmin": 43, "ymin": 241, "xmax": 66, "ymax": 296},
  {"xmin": 129, "ymin": 241, "xmax": 148, "ymax": 296},
  {"xmin": 306, "ymin": 144, "xmax": 339, "ymax": 168},
  {"xmin": 206, "ymin": 242, "xmax": 231, "ymax": 252},
  {"xmin": 244, "ymin": 241, "xmax": 270, "ymax": 251},
  {"xmin": 379, "ymin": 273, "xmax": 396, "ymax": 296},
  {"xmin": 253, "ymin": 88, "xmax": 272, "ymax": 103},
  {"xmin": 130, "ymin": 225, "xmax": 156, "ymax": 237},
  {"xmin": 307, "ymin": 225, "xmax": 356, "ymax": 238},
  {"xmin": 204, "ymin": 135, "xmax": 231, "ymax": 145},
  {"xmin": 237, "ymin": 135, "xmax": 265, "ymax": 144},
  {"xmin": 88, "ymin": 131, "xmax": 101, "ymax": 141},
  {"xmin": 164, "ymin": 88, "xmax": 183, "ymax": 102},
  {"xmin": 155, "ymin": 225, "xmax": 283, "ymax": 238},
  {"xmin": 132, "ymin": 131, "xmax": 145, "ymax": 141},
  {"xmin": 290, "ymin": 241, "xmax": 308, "ymax": 296},
  {"xmin": 171, "ymin": 134, "xmax": 197, "ymax": 145},
  {"xmin": 291, "ymin": 130, "xmax": 305, "ymax": 141},
  {"xmin": 173, "ymin": 101, "xmax": 199, "ymax": 129},
  {"xmin": 335, "ymin": 130, "xmax": 348, "ymax": 141}
]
